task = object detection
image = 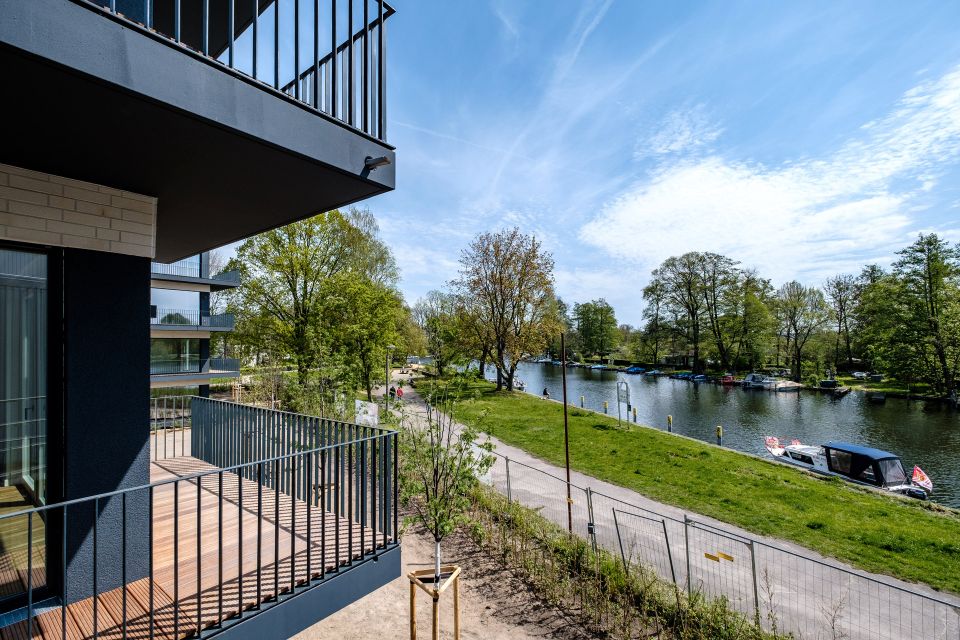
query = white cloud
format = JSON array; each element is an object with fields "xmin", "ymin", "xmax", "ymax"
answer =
[
  {"xmin": 637, "ymin": 105, "xmax": 724, "ymax": 158},
  {"xmin": 581, "ymin": 64, "xmax": 960, "ymax": 285}
]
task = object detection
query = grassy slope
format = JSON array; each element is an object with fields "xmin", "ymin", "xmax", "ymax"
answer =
[{"xmin": 431, "ymin": 379, "xmax": 960, "ymax": 594}]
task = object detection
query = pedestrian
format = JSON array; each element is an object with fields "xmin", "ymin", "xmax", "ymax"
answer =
[
  {"xmin": 396, "ymin": 387, "xmax": 404, "ymax": 400},
  {"xmin": 389, "ymin": 385, "xmax": 396, "ymax": 398},
  {"xmin": 542, "ymin": 387, "xmax": 550, "ymax": 399}
]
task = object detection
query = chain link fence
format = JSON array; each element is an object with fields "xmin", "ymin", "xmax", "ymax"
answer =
[{"xmin": 479, "ymin": 451, "xmax": 960, "ymax": 640}]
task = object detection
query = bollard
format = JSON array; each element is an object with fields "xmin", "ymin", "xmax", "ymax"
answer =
[
  {"xmin": 632, "ymin": 407, "xmax": 637, "ymax": 423},
  {"xmin": 716, "ymin": 424, "xmax": 723, "ymax": 446},
  {"xmin": 603, "ymin": 401, "xmax": 608, "ymax": 414},
  {"xmin": 580, "ymin": 395, "xmax": 585, "ymax": 408},
  {"xmin": 667, "ymin": 415, "xmax": 673, "ymax": 433}
]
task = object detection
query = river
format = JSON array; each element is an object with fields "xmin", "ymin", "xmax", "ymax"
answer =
[{"xmin": 498, "ymin": 361, "xmax": 960, "ymax": 508}]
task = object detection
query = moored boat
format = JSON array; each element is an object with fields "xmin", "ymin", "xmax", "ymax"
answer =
[{"xmin": 764, "ymin": 437, "xmax": 932, "ymax": 499}]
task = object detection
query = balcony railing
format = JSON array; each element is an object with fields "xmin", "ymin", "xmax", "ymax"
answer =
[
  {"xmin": 150, "ymin": 358, "xmax": 241, "ymax": 376},
  {"xmin": 0, "ymin": 397, "xmax": 398, "ymax": 639},
  {"xmin": 81, "ymin": 0, "xmax": 394, "ymax": 142},
  {"xmin": 150, "ymin": 308, "xmax": 236, "ymax": 331},
  {"xmin": 151, "ymin": 259, "xmax": 201, "ymax": 278}
]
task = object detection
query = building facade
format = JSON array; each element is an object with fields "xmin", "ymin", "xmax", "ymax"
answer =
[
  {"xmin": 150, "ymin": 253, "xmax": 241, "ymax": 397},
  {"xmin": 0, "ymin": 0, "xmax": 399, "ymax": 637}
]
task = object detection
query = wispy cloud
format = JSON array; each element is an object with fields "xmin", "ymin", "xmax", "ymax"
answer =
[
  {"xmin": 637, "ymin": 104, "xmax": 724, "ymax": 158},
  {"xmin": 581, "ymin": 63, "xmax": 960, "ymax": 285}
]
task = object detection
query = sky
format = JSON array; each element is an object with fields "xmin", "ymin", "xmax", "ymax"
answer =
[{"xmin": 242, "ymin": 0, "xmax": 960, "ymax": 327}]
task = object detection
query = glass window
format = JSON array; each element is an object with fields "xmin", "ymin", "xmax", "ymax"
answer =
[
  {"xmin": 0, "ymin": 247, "xmax": 48, "ymax": 602},
  {"xmin": 151, "ymin": 338, "xmax": 201, "ymax": 374},
  {"xmin": 878, "ymin": 459, "xmax": 907, "ymax": 486},
  {"xmin": 827, "ymin": 449, "xmax": 852, "ymax": 475}
]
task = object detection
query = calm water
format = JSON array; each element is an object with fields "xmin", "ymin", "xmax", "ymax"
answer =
[{"xmin": 503, "ymin": 362, "xmax": 960, "ymax": 508}]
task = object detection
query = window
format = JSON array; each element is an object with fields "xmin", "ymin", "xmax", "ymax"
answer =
[
  {"xmin": 788, "ymin": 451, "xmax": 814, "ymax": 465},
  {"xmin": 827, "ymin": 449, "xmax": 852, "ymax": 475},
  {"xmin": 151, "ymin": 338, "xmax": 201, "ymax": 374},
  {"xmin": 0, "ymin": 247, "xmax": 48, "ymax": 603}
]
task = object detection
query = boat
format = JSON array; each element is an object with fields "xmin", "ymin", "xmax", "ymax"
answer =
[
  {"xmin": 590, "ymin": 364, "xmax": 605, "ymax": 370},
  {"xmin": 763, "ymin": 438, "xmax": 932, "ymax": 500},
  {"xmin": 743, "ymin": 373, "xmax": 776, "ymax": 389},
  {"xmin": 514, "ymin": 379, "xmax": 526, "ymax": 391},
  {"xmin": 720, "ymin": 374, "xmax": 735, "ymax": 385},
  {"xmin": 645, "ymin": 369, "xmax": 663, "ymax": 376},
  {"xmin": 624, "ymin": 366, "xmax": 645, "ymax": 374},
  {"xmin": 691, "ymin": 374, "xmax": 707, "ymax": 382}
]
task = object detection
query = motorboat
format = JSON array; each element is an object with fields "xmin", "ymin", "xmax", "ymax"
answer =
[
  {"xmin": 743, "ymin": 373, "xmax": 776, "ymax": 389},
  {"xmin": 720, "ymin": 374, "xmax": 736, "ymax": 385},
  {"xmin": 624, "ymin": 366, "xmax": 645, "ymax": 374},
  {"xmin": 764, "ymin": 438, "xmax": 932, "ymax": 500}
]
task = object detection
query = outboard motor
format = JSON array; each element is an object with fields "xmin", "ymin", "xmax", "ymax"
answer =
[{"xmin": 905, "ymin": 487, "xmax": 928, "ymax": 500}]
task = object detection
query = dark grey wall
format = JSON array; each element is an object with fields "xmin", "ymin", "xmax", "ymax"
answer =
[{"xmin": 62, "ymin": 248, "xmax": 151, "ymax": 603}]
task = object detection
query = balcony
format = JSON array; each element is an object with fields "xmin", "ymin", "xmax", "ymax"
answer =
[
  {"xmin": 0, "ymin": 0, "xmax": 396, "ymax": 261},
  {"xmin": 150, "ymin": 358, "xmax": 241, "ymax": 377},
  {"xmin": 151, "ymin": 261, "xmax": 242, "ymax": 291},
  {"xmin": 0, "ymin": 397, "xmax": 399, "ymax": 639},
  {"xmin": 151, "ymin": 308, "xmax": 236, "ymax": 332}
]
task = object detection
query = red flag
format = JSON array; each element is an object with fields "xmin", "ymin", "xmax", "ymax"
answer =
[{"xmin": 912, "ymin": 466, "xmax": 933, "ymax": 492}]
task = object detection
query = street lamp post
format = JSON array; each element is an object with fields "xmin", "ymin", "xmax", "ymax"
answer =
[
  {"xmin": 561, "ymin": 333, "xmax": 572, "ymax": 534},
  {"xmin": 385, "ymin": 344, "xmax": 396, "ymax": 411}
]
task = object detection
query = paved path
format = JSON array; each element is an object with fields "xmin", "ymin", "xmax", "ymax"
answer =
[{"xmin": 388, "ymin": 373, "xmax": 960, "ymax": 640}]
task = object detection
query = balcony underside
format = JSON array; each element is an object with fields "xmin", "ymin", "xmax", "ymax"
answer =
[
  {"xmin": 0, "ymin": 0, "xmax": 395, "ymax": 262},
  {"xmin": 0, "ymin": 455, "xmax": 396, "ymax": 640}
]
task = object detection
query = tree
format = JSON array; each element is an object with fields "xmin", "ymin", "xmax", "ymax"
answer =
[
  {"xmin": 825, "ymin": 274, "xmax": 857, "ymax": 370},
  {"xmin": 400, "ymin": 383, "xmax": 493, "ymax": 582},
  {"xmin": 233, "ymin": 208, "xmax": 398, "ymax": 387},
  {"xmin": 652, "ymin": 253, "xmax": 706, "ymax": 372},
  {"xmin": 776, "ymin": 281, "xmax": 832, "ymax": 381},
  {"xmin": 697, "ymin": 252, "xmax": 741, "ymax": 371},
  {"xmin": 572, "ymin": 299, "xmax": 619, "ymax": 360},
  {"xmin": 891, "ymin": 234, "xmax": 960, "ymax": 395},
  {"xmin": 639, "ymin": 278, "xmax": 669, "ymax": 364},
  {"xmin": 413, "ymin": 290, "xmax": 462, "ymax": 377},
  {"xmin": 453, "ymin": 228, "xmax": 559, "ymax": 391}
]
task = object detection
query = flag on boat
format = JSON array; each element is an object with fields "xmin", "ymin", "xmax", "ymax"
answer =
[{"xmin": 912, "ymin": 466, "xmax": 933, "ymax": 492}]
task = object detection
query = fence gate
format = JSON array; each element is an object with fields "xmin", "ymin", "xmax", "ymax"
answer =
[
  {"xmin": 612, "ymin": 508, "xmax": 677, "ymax": 585},
  {"xmin": 684, "ymin": 516, "xmax": 759, "ymax": 621}
]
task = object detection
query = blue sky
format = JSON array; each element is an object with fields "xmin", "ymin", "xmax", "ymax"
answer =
[{"xmin": 283, "ymin": 0, "xmax": 960, "ymax": 326}]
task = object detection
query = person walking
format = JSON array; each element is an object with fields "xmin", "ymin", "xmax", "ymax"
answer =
[{"xmin": 542, "ymin": 387, "xmax": 550, "ymax": 399}]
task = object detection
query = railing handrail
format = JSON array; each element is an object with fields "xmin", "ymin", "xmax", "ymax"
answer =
[
  {"xmin": 197, "ymin": 395, "xmax": 397, "ymax": 436},
  {"xmin": 0, "ymin": 420, "xmax": 394, "ymax": 523}
]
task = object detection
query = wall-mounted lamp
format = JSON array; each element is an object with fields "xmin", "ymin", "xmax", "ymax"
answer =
[{"xmin": 365, "ymin": 155, "xmax": 392, "ymax": 171}]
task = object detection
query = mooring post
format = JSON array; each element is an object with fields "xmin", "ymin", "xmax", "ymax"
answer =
[
  {"xmin": 603, "ymin": 401, "xmax": 608, "ymax": 414},
  {"xmin": 716, "ymin": 425, "xmax": 723, "ymax": 446},
  {"xmin": 667, "ymin": 414, "xmax": 673, "ymax": 432},
  {"xmin": 632, "ymin": 407, "xmax": 637, "ymax": 423},
  {"xmin": 580, "ymin": 395, "xmax": 584, "ymax": 408}
]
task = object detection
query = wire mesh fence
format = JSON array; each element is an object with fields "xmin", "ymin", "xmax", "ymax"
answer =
[{"xmin": 479, "ymin": 450, "xmax": 960, "ymax": 640}]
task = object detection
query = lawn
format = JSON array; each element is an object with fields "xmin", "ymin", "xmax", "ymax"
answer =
[
  {"xmin": 835, "ymin": 374, "xmax": 935, "ymax": 396},
  {"xmin": 424, "ymin": 378, "xmax": 960, "ymax": 595}
]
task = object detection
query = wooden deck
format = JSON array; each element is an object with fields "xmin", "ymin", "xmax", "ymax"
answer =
[{"xmin": 0, "ymin": 456, "xmax": 384, "ymax": 640}]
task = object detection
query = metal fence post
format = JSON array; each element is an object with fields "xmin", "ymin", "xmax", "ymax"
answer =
[
  {"xmin": 683, "ymin": 514, "xmax": 692, "ymax": 598},
  {"xmin": 661, "ymin": 518, "xmax": 677, "ymax": 586},
  {"xmin": 750, "ymin": 540, "xmax": 760, "ymax": 626},
  {"xmin": 612, "ymin": 509, "xmax": 628, "ymax": 575},
  {"xmin": 585, "ymin": 487, "xmax": 597, "ymax": 553},
  {"xmin": 505, "ymin": 456, "xmax": 512, "ymax": 503}
]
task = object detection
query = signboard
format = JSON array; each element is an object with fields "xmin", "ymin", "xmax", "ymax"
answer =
[
  {"xmin": 617, "ymin": 381, "xmax": 630, "ymax": 405},
  {"xmin": 355, "ymin": 400, "xmax": 380, "ymax": 427}
]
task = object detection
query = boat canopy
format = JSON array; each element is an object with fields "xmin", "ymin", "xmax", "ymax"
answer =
[
  {"xmin": 823, "ymin": 441, "xmax": 898, "ymax": 461},
  {"xmin": 823, "ymin": 441, "xmax": 907, "ymax": 487}
]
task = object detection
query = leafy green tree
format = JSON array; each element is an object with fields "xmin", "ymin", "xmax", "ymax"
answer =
[
  {"xmin": 572, "ymin": 299, "xmax": 619, "ymax": 360},
  {"xmin": 413, "ymin": 290, "xmax": 462, "ymax": 377},
  {"xmin": 776, "ymin": 281, "xmax": 832, "ymax": 381},
  {"xmin": 825, "ymin": 273, "xmax": 857, "ymax": 370}
]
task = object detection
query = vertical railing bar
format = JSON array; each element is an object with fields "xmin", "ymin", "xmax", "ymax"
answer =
[
  {"xmin": 252, "ymin": 0, "xmax": 259, "ymax": 80},
  {"xmin": 307, "ymin": 450, "xmax": 313, "ymax": 582},
  {"xmin": 274, "ymin": 457, "xmax": 280, "ymax": 598},
  {"xmin": 348, "ymin": 436, "xmax": 354, "ymax": 563},
  {"xmin": 202, "ymin": 0, "xmax": 209, "ymax": 56},
  {"xmin": 93, "ymin": 497, "xmax": 99, "ymax": 640},
  {"xmin": 335, "ymin": 429, "xmax": 341, "ymax": 571},
  {"xmin": 62, "ymin": 507, "xmax": 68, "ymax": 640},
  {"xmin": 149, "ymin": 488, "xmax": 155, "ymax": 640},
  {"xmin": 347, "ymin": 0, "xmax": 354, "ymax": 125},
  {"xmin": 371, "ymin": 435, "xmax": 377, "ymax": 551},
  {"xmin": 27, "ymin": 511, "xmax": 33, "ymax": 640},
  {"xmin": 359, "ymin": 438, "xmax": 366, "ymax": 558},
  {"xmin": 320, "ymin": 448, "xmax": 327, "ymax": 579},
  {"xmin": 257, "ymin": 463, "xmax": 263, "ymax": 607},
  {"xmin": 238, "ymin": 463, "xmax": 244, "ymax": 613},
  {"xmin": 122, "ymin": 493, "xmax": 128, "ymax": 640},
  {"xmin": 377, "ymin": 0, "xmax": 384, "ymax": 139},
  {"xmin": 196, "ymin": 476, "xmax": 202, "ymax": 635},
  {"xmin": 294, "ymin": 0, "xmax": 300, "ymax": 100},
  {"xmin": 392, "ymin": 431, "xmax": 398, "ymax": 543},
  {"xmin": 218, "ymin": 471, "xmax": 223, "ymax": 626},
  {"xmin": 313, "ymin": 0, "xmax": 320, "ymax": 108},
  {"xmin": 173, "ymin": 484, "xmax": 179, "ymax": 640},
  {"xmin": 290, "ymin": 455, "xmax": 297, "ymax": 592},
  {"xmin": 363, "ymin": 0, "xmax": 369, "ymax": 132},
  {"xmin": 273, "ymin": 0, "xmax": 280, "ymax": 89},
  {"xmin": 228, "ymin": 0, "xmax": 235, "ymax": 68},
  {"xmin": 145, "ymin": 0, "xmax": 152, "ymax": 30},
  {"xmin": 330, "ymin": 0, "xmax": 338, "ymax": 115}
]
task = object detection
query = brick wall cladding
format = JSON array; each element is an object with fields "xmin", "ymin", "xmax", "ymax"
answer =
[{"xmin": 0, "ymin": 163, "xmax": 156, "ymax": 257}]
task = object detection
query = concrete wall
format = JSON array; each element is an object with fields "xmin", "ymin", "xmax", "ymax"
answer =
[{"xmin": 0, "ymin": 163, "xmax": 156, "ymax": 258}]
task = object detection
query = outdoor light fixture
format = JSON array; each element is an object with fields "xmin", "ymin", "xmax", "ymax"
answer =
[{"xmin": 365, "ymin": 155, "xmax": 391, "ymax": 170}]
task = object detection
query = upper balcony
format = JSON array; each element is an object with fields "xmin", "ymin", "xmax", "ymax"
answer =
[
  {"xmin": 152, "ymin": 260, "xmax": 242, "ymax": 291},
  {"xmin": 0, "ymin": 0, "xmax": 396, "ymax": 262},
  {"xmin": 151, "ymin": 307, "xmax": 237, "ymax": 331}
]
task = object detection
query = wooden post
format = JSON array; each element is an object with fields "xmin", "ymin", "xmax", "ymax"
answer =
[
  {"xmin": 410, "ymin": 581, "xmax": 417, "ymax": 639},
  {"xmin": 453, "ymin": 574, "xmax": 461, "ymax": 639},
  {"xmin": 432, "ymin": 595, "xmax": 439, "ymax": 640}
]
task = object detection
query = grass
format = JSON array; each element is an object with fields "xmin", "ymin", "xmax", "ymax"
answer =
[
  {"xmin": 835, "ymin": 375, "xmax": 936, "ymax": 396},
  {"xmin": 425, "ymin": 378, "xmax": 960, "ymax": 595}
]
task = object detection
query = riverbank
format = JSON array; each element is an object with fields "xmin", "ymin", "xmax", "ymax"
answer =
[{"xmin": 424, "ymin": 378, "xmax": 960, "ymax": 595}]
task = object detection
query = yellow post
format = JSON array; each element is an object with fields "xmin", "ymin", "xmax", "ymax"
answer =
[
  {"xmin": 716, "ymin": 425, "xmax": 723, "ymax": 446},
  {"xmin": 580, "ymin": 395, "xmax": 584, "ymax": 408},
  {"xmin": 410, "ymin": 582, "xmax": 417, "ymax": 640},
  {"xmin": 632, "ymin": 407, "xmax": 637, "ymax": 423},
  {"xmin": 603, "ymin": 401, "xmax": 608, "ymax": 414},
  {"xmin": 453, "ymin": 575, "xmax": 461, "ymax": 639},
  {"xmin": 667, "ymin": 414, "xmax": 673, "ymax": 432}
]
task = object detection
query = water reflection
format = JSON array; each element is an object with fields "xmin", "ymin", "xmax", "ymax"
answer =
[{"xmin": 502, "ymin": 362, "xmax": 960, "ymax": 507}]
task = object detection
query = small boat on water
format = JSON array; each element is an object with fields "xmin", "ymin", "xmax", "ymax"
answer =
[
  {"xmin": 514, "ymin": 379, "xmax": 526, "ymax": 391},
  {"xmin": 743, "ymin": 373, "xmax": 776, "ymax": 389},
  {"xmin": 764, "ymin": 437, "xmax": 932, "ymax": 500}
]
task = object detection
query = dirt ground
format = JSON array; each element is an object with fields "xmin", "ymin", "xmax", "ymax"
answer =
[{"xmin": 294, "ymin": 525, "xmax": 598, "ymax": 640}]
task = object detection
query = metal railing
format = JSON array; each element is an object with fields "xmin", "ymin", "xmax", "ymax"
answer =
[
  {"xmin": 150, "ymin": 308, "xmax": 236, "ymax": 330},
  {"xmin": 150, "ymin": 358, "xmax": 241, "ymax": 376},
  {"xmin": 483, "ymin": 451, "xmax": 960, "ymax": 639},
  {"xmin": 0, "ymin": 396, "xmax": 398, "ymax": 639},
  {"xmin": 81, "ymin": 0, "xmax": 394, "ymax": 142},
  {"xmin": 210, "ymin": 270, "xmax": 241, "ymax": 286},
  {"xmin": 151, "ymin": 258, "xmax": 201, "ymax": 278}
]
